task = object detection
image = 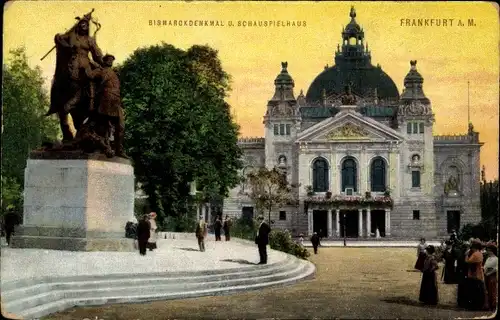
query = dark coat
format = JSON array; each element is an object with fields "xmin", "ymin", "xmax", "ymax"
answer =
[
  {"xmin": 136, "ymin": 220, "xmax": 151, "ymax": 241},
  {"xmin": 4, "ymin": 212, "xmax": 20, "ymax": 231},
  {"xmin": 255, "ymin": 222, "xmax": 271, "ymax": 245},
  {"xmin": 214, "ymin": 220, "xmax": 222, "ymax": 232},
  {"xmin": 311, "ymin": 234, "xmax": 320, "ymax": 246}
]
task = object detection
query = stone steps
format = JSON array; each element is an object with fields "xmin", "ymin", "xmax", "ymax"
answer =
[{"xmin": 2, "ymin": 255, "xmax": 315, "ymax": 319}]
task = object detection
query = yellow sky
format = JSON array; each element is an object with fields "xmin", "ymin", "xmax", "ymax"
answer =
[{"xmin": 3, "ymin": 1, "xmax": 499, "ymax": 180}]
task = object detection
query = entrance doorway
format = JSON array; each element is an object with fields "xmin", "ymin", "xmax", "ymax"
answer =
[
  {"xmin": 313, "ymin": 210, "xmax": 328, "ymax": 238},
  {"xmin": 371, "ymin": 210, "xmax": 386, "ymax": 237},
  {"xmin": 447, "ymin": 210, "xmax": 461, "ymax": 233},
  {"xmin": 241, "ymin": 206, "xmax": 254, "ymax": 221},
  {"xmin": 340, "ymin": 210, "xmax": 359, "ymax": 238}
]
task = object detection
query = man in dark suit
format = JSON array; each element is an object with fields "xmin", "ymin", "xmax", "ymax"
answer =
[
  {"xmin": 136, "ymin": 215, "xmax": 151, "ymax": 256},
  {"xmin": 255, "ymin": 215, "xmax": 271, "ymax": 264},
  {"xmin": 4, "ymin": 209, "xmax": 20, "ymax": 246}
]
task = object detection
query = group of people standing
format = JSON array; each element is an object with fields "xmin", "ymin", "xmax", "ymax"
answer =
[
  {"xmin": 136, "ymin": 212, "xmax": 158, "ymax": 255},
  {"xmin": 212, "ymin": 215, "xmax": 232, "ymax": 241},
  {"xmin": 416, "ymin": 235, "xmax": 498, "ymax": 311},
  {"xmin": 195, "ymin": 215, "xmax": 232, "ymax": 252}
]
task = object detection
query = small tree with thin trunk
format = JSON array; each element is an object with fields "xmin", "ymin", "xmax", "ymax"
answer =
[{"xmin": 244, "ymin": 167, "xmax": 298, "ymax": 223}]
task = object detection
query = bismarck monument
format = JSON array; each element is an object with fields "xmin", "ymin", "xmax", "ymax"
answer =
[{"xmin": 11, "ymin": 9, "xmax": 135, "ymax": 251}]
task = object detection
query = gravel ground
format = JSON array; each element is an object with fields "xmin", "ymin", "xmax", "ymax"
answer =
[{"xmin": 46, "ymin": 247, "xmax": 494, "ymax": 320}]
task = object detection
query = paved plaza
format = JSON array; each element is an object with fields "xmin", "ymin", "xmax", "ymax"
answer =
[
  {"xmin": 46, "ymin": 246, "xmax": 494, "ymax": 320},
  {"xmin": 1, "ymin": 239, "xmax": 286, "ymax": 282}
]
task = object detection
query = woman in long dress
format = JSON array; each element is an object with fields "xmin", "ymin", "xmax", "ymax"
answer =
[
  {"xmin": 147, "ymin": 212, "xmax": 158, "ymax": 251},
  {"xmin": 415, "ymin": 238, "xmax": 427, "ymax": 271},
  {"xmin": 463, "ymin": 239, "xmax": 487, "ymax": 310},
  {"xmin": 419, "ymin": 245, "xmax": 439, "ymax": 305},
  {"xmin": 442, "ymin": 240, "xmax": 458, "ymax": 284},
  {"xmin": 484, "ymin": 242, "xmax": 498, "ymax": 311}
]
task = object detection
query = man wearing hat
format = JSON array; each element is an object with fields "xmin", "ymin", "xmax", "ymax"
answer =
[
  {"xmin": 255, "ymin": 215, "xmax": 271, "ymax": 264},
  {"xmin": 195, "ymin": 215, "xmax": 208, "ymax": 252},
  {"xmin": 88, "ymin": 53, "xmax": 127, "ymax": 158}
]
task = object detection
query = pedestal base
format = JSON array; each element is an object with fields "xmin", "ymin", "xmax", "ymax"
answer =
[{"xmin": 11, "ymin": 156, "xmax": 136, "ymax": 252}]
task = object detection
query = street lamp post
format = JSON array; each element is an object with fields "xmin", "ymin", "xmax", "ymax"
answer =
[{"xmin": 343, "ymin": 212, "xmax": 347, "ymax": 247}]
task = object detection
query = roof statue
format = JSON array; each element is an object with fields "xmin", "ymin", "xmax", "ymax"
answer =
[{"xmin": 340, "ymin": 85, "xmax": 357, "ymax": 105}]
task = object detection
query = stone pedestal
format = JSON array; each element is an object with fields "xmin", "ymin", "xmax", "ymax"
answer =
[{"xmin": 11, "ymin": 154, "xmax": 135, "ymax": 251}]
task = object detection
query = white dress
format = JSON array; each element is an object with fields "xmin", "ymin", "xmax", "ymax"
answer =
[{"xmin": 148, "ymin": 219, "xmax": 157, "ymax": 244}]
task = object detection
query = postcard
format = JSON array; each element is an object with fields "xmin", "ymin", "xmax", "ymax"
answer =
[{"xmin": 2, "ymin": 1, "xmax": 498, "ymax": 319}]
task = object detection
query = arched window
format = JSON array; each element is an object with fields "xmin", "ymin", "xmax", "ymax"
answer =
[
  {"xmin": 341, "ymin": 157, "xmax": 357, "ymax": 192},
  {"xmin": 312, "ymin": 158, "xmax": 329, "ymax": 192},
  {"xmin": 370, "ymin": 157, "xmax": 386, "ymax": 192}
]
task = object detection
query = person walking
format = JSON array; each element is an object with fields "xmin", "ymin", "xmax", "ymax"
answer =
[
  {"xmin": 310, "ymin": 232, "xmax": 320, "ymax": 254},
  {"xmin": 136, "ymin": 215, "xmax": 151, "ymax": 256},
  {"xmin": 147, "ymin": 212, "xmax": 158, "ymax": 251},
  {"xmin": 419, "ymin": 245, "xmax": 439, "ymax": 305},
  {"xmin": 196, "ymin": 215, "xmax": 208, "ymax": 252},
  {"xmin": 255, "ymin": 216, "xmax": 271, "ymax": 264},
  {"xmin": 223, "ymin": 215, "xmax": 232, "ymax": 241},
  {"xmin": 484, "ymin": 241, "xmax": 498, "ymax": 311},
  {"xmin": 213, "ymin": 216, "xmax": 222, "ymax": 241},
  {"xmin": 415, "ymin": 238, "xmax": 427, "ymax": 271}
]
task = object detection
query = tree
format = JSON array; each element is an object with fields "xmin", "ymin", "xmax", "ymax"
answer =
[
  {"xmin": 118, "ymin": 43, "xmax": 242, "ymax": 229},
  {"xmin": 2, "ymin": 47, "xmax": 59, "ymax": 215},
  {"xmin": 245, "ymin": 167, "xmax": 298, "ymax": 223}
]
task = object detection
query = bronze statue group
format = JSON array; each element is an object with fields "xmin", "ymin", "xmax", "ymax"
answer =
[
  {"xmin": 416, "ymin": 234, "xmax": 497, "ymax": 311},
  {"xmin": 43, "ymin": 9, "xmax": 127, "ymax": 158}
]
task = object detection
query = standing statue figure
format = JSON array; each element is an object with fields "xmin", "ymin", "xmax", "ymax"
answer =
[
  {"xmin": 88, "ymin": 54, "xmax": 127, "ymax": 158},
  {"xmin": 341, "ymin": 85, "xmax": 357, "ymax": 105},
  {"xmin": 45, "ymin": 10, "xmax": 104, "ymax": 143}
]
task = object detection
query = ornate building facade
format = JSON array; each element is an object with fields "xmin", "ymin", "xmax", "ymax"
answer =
[{"xmin": 223, "ymin": 8, "xmax": 483, "ymax": 239}]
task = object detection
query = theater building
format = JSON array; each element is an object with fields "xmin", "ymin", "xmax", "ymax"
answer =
[{"xmin": 223, "ymin": 7, "xmax": 482, "ymax": 239}]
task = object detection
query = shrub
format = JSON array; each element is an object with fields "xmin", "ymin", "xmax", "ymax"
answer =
[
  {"xmin": 231, "ymin": 216, "xmax": 256, "ymax": 241},
  {"xmin": 163, "ymin": 214, "xmax": 197, "ymax": 232},
  {"xmin": 269, "ymin": 229, "xmax": 310, "ymax": 260},
  {"xmin": 458, "ymin": 220, "xmax": 497, "ymax": 242}
]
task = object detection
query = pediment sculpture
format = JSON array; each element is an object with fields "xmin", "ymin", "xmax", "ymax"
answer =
[{"xmin": 326, "ymin": 122, "xmax": 369, "ymax": 140}]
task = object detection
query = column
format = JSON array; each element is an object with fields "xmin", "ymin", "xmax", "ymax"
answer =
[
  {"xmin": 366, "ymin": 208, "xmax": 371, "ymax": 238},
  {"xmin": 335, "ymin": 209, "xmax": 340, "ymax": 237},
  {"xmin": 385, "ymin": 208, "xmax": 391, "ymax": 236},
  {"xmin": 358, "ymin": 209, "xmax": 363, "ymax": 237},
  {"xmin": 308, "ymin": 209, "xmax": 313, "ymax": 236},
  {"xmin": 200, "ymin": 205, "xmax": 206, "ymax": 221},
  {"xmin": 327, "ymin": 209, "xmax": 333, "ymax": 238},
  {"xmin": 206, "ymin": 203, "xmax": 211, "ymax": 221}
]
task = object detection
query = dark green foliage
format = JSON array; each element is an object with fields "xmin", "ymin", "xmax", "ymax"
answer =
[
  {"xmin": 457, "ymin": 179, "xmax": 499, "ymax": 242},
  {"xmin": 1, "ymin": 177, "xmax": 23, "ymax": 215},
  {"xmin": 480, "ymin": 179, "xmax": 498, "ymax": 232},
  {"xmin": 163, "ymin": 214, "xmax": 197, "ymax": 233},
  {"xmin": 118, "ymin": 43, "xmax": 242, "ymax": 229},
  {"xmin": 269, "ymin": 229, "xmax": 310, "ymax": 260},
  {"xmin": 458, "ymin": 221, "xmax": 497, "ymax": 242},
  {"xmin": 2, "ymin": 47, "xmax": 59, "ymax": 183},
  {"xmin": 2, "ymin": 47, "xmax": 59, "ymax": 216},
  {"xmin": 231, "ymin": 217, "xmax": 257, "ymax": 241}
]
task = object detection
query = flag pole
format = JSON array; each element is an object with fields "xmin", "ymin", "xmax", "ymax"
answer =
[{"xmin": 467, "ymin": 80, "xmax": 470, "ymax": 128}]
